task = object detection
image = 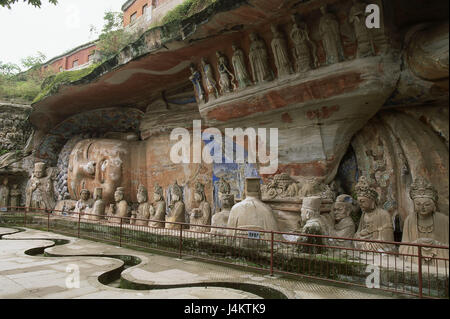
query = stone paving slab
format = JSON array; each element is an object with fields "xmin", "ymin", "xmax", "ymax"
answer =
[{"xmin": 0, "ymin": 227, "xmax": 398, "ymax": 299}]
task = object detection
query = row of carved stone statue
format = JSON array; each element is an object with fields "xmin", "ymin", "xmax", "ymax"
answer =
[{"xmin": 190, "ymin": 1, "xmax": 378, "ymax": 104}]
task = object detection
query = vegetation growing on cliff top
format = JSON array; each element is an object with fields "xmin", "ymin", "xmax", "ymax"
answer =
[
  {"xmin": 160, "ymin": 0, "xmax": 219, "ymax": 25},
  {"xmin": 0, "ymin": 0, "xmax": 57, "ymax": 8}
]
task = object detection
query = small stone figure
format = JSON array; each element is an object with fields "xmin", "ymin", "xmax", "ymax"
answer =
[
  {"xmin": 328, "ymin": 194, "xmax": 356, "ymax": 248},
  {"xmin": 201, "ymin": 58, "xmax": 219, "ymax": 100},
  {"xmin": 290, "ymin": 15, "xmax": 318, "ymax": 72},
  {"xmin": 107, "ymin": 187, "xmax": 130, "ymax": 224},
  {"xmin": 216, "ymin": 51, "xmax": 236, "ymax": 94},
  {"xmin": 349, "ymin": 0, "xmax": 375, "ymax": 58},
  {"xmin": 26, "ymin": 162, "xmax": 56, "ymax": 212},
  {"xmin": 149, "ymin": 183, "xmax": 166, "ymax": 228},
  {"xmin": 0, "ymin": 177, "xmax": 9, "ymax": 209},
  {"xmin": 248, "ymin": 32, "xmax": 274, "ymax": 84},
  {"xmin": 354, "ymin": 176, "xmax": 394, "ymax": 252},
  {"xmin": 270, "ymin": 24, "xmax": 293, "ymax": 77},
  {"xmin": 400, "ymin": 177, "xmax": 449, "ymax": 263},
  {"xmin": 231, "ymin": 44, "xmax": 252, "ymax": 90},
  {"xmin": 319, "ymin": 5, "xmax": 345, "ymax": 65},
  {"xmin": 211, "ymin": 193, "xmax": 234, "ymax": 235},
  {"xmin": 132, "ymin": 185, "xmax": 152, "ymax": 226},
  {"xmin": 189, "ymin": 63, "xmax": 205, "ymax": 104},
  {"xmin": 189, "ymin": 182, "xmax": 212, "ymax": 232},
  {"xmin": 9, "ymin": 184, "xmax": 21, "ymax": 211},
  {"xmin": 166, "ymin": 181, "xmax": 186, "ymax": 230},
  {"xmin": 75, "ymin": 189, "xmax": 93, "ymax": 216},
  {"xmin": 218, "ymin": 177, "xmax": 231, "ymax": 197},
  {"xmin": 297, "ymin": 196, "xmax": 328, "ymax": 254},
  {"xmin": 91, "ymin": 187, "xmax": 105, "ymax": 221}
]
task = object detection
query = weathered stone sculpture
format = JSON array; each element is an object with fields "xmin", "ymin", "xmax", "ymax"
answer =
[
  {"xmin": 90, "ymin": 187, "xmax": 105, "ymax": 221},
  {"xmin": 227, "ymin": 178, "xmax": 279, "ymax": 240},
  {"xmin": 354, "ymin": 176, "xmax": 394, "ymax": 252},
  {"xmin": 74, "ymin": 189, "xmax": 93, "ymax": 216},
  {"xmin": 211, "ymin": 193, "xmax": 234, "ymax": 235},
  {"xmin": 319, "ymin": 5, "xmax": 345, "ymax": 65},
  {"xmin": 297, "ymin": 196, "xmax": 328, "ymax": 253},
  {"xmin": 201, "ymin": 58, "xmax": 219, "ymax": 100},
  {"xmin": 166, "ymin": 181, "xmax": 186, "ymax": 229},
  {"xmin": 189, "ymin": 63, "xmax": 205, "ymax": 104},
  {"xmin": 189, "ymin": 182, "xmax": 212, "ymax": 232},
  {"xmin": 261, "ymin": 173, "xmax": 299, "ymax": 200},
  {"xmin": 216, "ymin": 51, "xmax": 236, "ymax": 94},
  {"xmin": 149, "ymin": 183, "xmax": 166, "ymax": 228},
  {"xmin": 328, "ymin": 194, "xmax": 356, "ymax": 248},
  {"xmin": 349, "ymin": 0, "xmax": 375, "ymax": 58},
  {"xmin": 107, "ymin": 187, "xmax": 130, "ymax": 224},
  {"xmin": 400, "ymin": 177, "xmax": 449, "ymax": 262},
  {"xmin": 231, "ymin": 44, "xmax": 252, "ymax": 90},
  {"xmin": 132, "ymin": 185, "xmax": 152, "ymax": 226},
  {"xmin": 9, "ymin": 184, "xmax": 20, "ymax": 211},
  {"xmin": 248, "ymin": 32, "xmax": 274, "ymax": 84},
  {"xmin": 26, "ymin": 162, "xmax": 56, "ymax": 212},
  {"xmin": 270, "ymin": 24, "xmax": 293, "ymax": 77},
  {"xmin": 0, "ymin": 177, "xmax": 9, "ymax": 209},
  {"xmin": 290, "ymin": 15, "xmax": 317, "ymax": 72}
]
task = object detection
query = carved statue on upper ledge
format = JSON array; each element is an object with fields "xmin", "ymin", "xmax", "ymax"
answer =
[
  {"xmin": 319, "ymin": 5, "xmax": 345, "ymax": 65},
  {"xmin": 216, "ymin": 51, "xmax": 236, "ymax": 94},
  {"xmin": 349, "ymin": 0, "xmax": 375, "ymax": 58},
  {"xmin": 249, "ymin": 32, "xmax": 274, "ymax": 84},
  {"xmin": 189, "ymin": 182, "xmax": 212, "ymax": 232},
  {"xmin": 400, "ymin": 177, "xmax": 449, "ymax": 263},
  {"xmin": 149, "ymin": 183, "xmax": 166, "ymax": 228},
  {"xmin": 201, "ymin": 58, "xmax": 219, "ymax": 101},
  {"xmin": 354, "ymin": 176, "xmax": 394, "ymax": 252},
  {"xmin": 290, "ymin": 15, "xmax": 318, "ymax": 72},
  {"xmin": 189, "ymin": 63, "xmax": 205, "ymax": 104},
  {"xmin": 271, "ymin": 24, "xmax": 293, "ymax": 78},
  {"xmin": 26, "ymin": 162, "xmax": 56, "ymax": 212},
  {"xmin": 231, "ymin": 44, "xmax": 252, "ymax": 90}
]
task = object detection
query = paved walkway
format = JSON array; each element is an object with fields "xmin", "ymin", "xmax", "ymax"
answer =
[{"xmin": 0, "ymin": 227, "xmax": 397, "ymax": 299}]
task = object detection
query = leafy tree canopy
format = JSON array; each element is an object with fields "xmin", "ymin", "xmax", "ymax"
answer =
[{"xmin": 0, "ymin": 0, "xmax": 57, "ymax": 8}]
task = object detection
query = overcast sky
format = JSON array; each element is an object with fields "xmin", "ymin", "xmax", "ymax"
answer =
[{"xmin": 0, "ymin": 0, "xmax": 126, "ymax": 68}]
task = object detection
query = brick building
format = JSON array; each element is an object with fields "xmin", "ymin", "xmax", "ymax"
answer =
[{"xmin": 42, "ymin": 41, "xmax": 98, "ymax": 73}]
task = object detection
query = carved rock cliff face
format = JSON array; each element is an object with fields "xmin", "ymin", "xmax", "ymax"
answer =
[{"xmin": 351, "ymin": 105, "xmax": 449, "ymax": 225}]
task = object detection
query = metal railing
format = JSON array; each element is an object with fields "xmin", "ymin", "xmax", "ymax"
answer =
[{"xmin": 1, "ymin": 206, "xmax": 448, "ymax": 299}]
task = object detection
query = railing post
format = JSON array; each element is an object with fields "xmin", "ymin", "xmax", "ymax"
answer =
[
  {"xmin": 77, "ymin": 212, "xmax": 81, "ymax": 238},
  {"xmin": 179, "ymin": 224, "xmax": 183, "ymax": 259},
  {"xmin": 270, "ymin": 231, "xmax": 274, "ymax": 276},
  {"xmin": 119, "ymin": 217, "xmax": 123, "ymax": 247},
  {"xmin": 24, "ymin": 208, "xmax": 27, "ymax": 226},
  {"xmin": 47, "ymin": 211, "xmax": 50, "ymax": 232},
  {"xmin": 418, "ymin": 245, "xmax": 423, "ymax": 299}
]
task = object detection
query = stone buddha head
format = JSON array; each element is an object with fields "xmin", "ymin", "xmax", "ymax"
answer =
[
  {"xmin": 333, "ymin": 194, "xmax": 353, "ymax": 222},
  {"xmin": 220, "ymin": 194, "xmax": 235, "ymax": 210},
  {"xmin": 114, "ymin": 187, "xmax": 125, "ymax": 203},
  {"xmin": 410, "ymin": 177, "xmax": 438, "ymax": 218},
  {"xmin": 137, "ymin": 185, "xmax": 148, "ymax": 204},
  {"xmin": 301, "ymin": 196, "xmax": 321, "ymax": 223},
  {"xmin": 194, "ymin": 182, "xmax": 206, "ymax": 203},
  {"xmin": 355, "ymin": 176, "xmax": 378, "ymax": 213},
  {"xmin": 94, "ymin": 187, "xmax": 103, "ymax": 201},
  {"xmin": 171, "ymin": 182, "xmax": 183, "ymax": 203},
  {"xmin": 80, "ymin": 189, "xmax": 91, "ymax": 201},
  {"xmin": 153, "ymin": 183, "xmax": 164, "ymax": 202},
  {"xmin": 33, "ymin": 162, "xmax": 46, "ymax": 179}
]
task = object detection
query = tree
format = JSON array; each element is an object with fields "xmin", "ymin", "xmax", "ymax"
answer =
[
  {"xmin": 0, "ymin": 0, "xmax": 57, "ymax": 8},
  {"xmin": 21, "ymin": 51, "xmax": 46, "ymax": 70},
  {"xmin": 0, "ymin": 61, "xmax": 21, "ymax": 77}
]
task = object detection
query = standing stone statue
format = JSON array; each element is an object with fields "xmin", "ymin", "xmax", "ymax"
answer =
[
  {"xmin": 211, "ymin": 193, "xmax": 234, "ymax": 235},
  {"xmin": 297, "ymin": 196, "xmax": 328, "ymax": 253},
  {"xmin": 166, "ymin": 181, "xmax": 186, "ymax": 230},
  {"xmin": 149, "ymin": 183, "xmax": 166, "ymax": 228},
  {"xmin": 231, "ymin": 44, "xmax": 252, "ymax": 90},
  {"xmin": 26, "ymin": 162, "xmax": 56, "ymax": 212},
  {"xmin": 319, "ymin": 5, "xmax": 345, "ymax": 65},
  {"xmin": 9, "ymin": 184, "xmax": 21, "ymax": 211},
  {"xmin": 107, "ymin": 187, "xmax": 130, "ymax": 224},
  {"xmin": 349, "ymin": 0, "xmax": 375, "ymax": 58},
  {"xmin": 201, "ymin": 58, "xmax": 219, "ymax": 100},
  {"xmin": 354, "ymin": 176, "xmax": 394, "ymax": 252},
  {"xmin": 74, "ymin": 189, "xmax": 93, "ymax": 217},
  {"xmin": 328, "ymin": 194, "xmax": 356, "ymax": 248},
  {"xmin": 248, "ymin": 32, "xmax": 274, "ymax": 84},
  {"xmin": 189, "ymin": 182, "xmax": 212, "ymax": 232},
  {"xmin": 216, "ymin": 51, "xmax": 236, "ymax": 94},
  {"xmin": 189, "ymin": 64, "xmax": 205, "ymax": 104},
  {"xmin": 90, "ymin": 187, "xmax": 105, "ymax": 221},
  {"xmin": 290, "ymin": 15, "xmax": 318, "ymax": 72},
  {"xmin": 270, "ymin": 24, "xmax": 293, "ymax": 77},
  {"xmin": 132, "ymin": 185, "xmax": 152, "ymax": 226},
  {"xmin": 0, "ymin": 177, "xmax": 9, "ymax": 209},
  {"xmin": 400, "ymin": 177, "xmax": 449, "ymax": 262}
]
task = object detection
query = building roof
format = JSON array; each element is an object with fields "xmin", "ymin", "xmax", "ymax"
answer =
[
  {"xmin": 121, "ymin": 0, "xmax": 137, "ymax": 12},
  {"xmin": 43, "ymin": 40, "xmax": 98, "ymax": 67}
]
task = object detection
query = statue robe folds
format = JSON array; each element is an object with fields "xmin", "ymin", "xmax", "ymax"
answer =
[
  {"xmin": 166, "ymin": 201, "xmax": 186, "ymax": 229},
  {"xmin": 190, "ymin": 201, "xmax": 211, "ymax": 232},
  {"xmin": 354, "ymin": 208, "xmax": 395, "ymax": 252},
  {"xmin": 26, "ymin": 175, "xmax": 55, "ymax": 212},
  {"xmin": 149, "ymin": 201, "xmax": 166, "ymax": 228},
  {"xmin": 400, "ymin": 212, "xmax": 449, "ymax": 263}
]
